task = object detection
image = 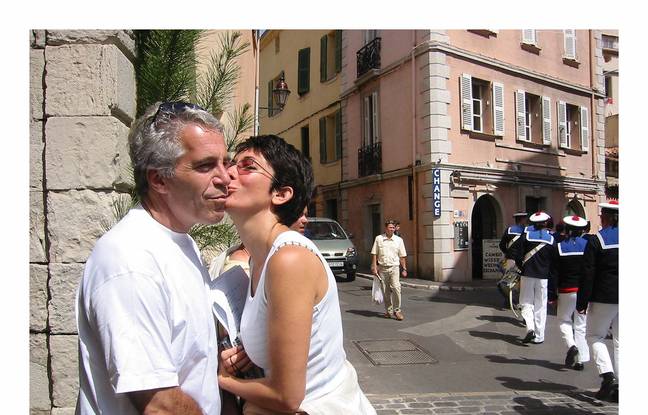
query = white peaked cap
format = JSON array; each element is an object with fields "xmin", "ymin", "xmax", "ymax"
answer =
[{"xmin": 599, "ymin": 200, "xmax": 619, "ymax": 211}]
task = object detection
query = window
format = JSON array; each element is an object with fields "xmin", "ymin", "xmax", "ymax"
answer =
[
  {"xmin": 605, "ymin": 76, "xmax": 613, "ymax": 99},
  {"xmin": 267, "ymin": 71, "xmax": 284, "ymax": 117},
  {"xmin": 319, "ymin": 110, "xmax": 342, "ymax": 163},
  {"xmin": 320, "ymin": 30, "xmax": 342, "ymax": 82},
  {"xmin": 558, "ymin": 101, "xmax": 589, "ymax": 152},
  {"xmin": 515, "ymin": 91, "xmax": 551, "ymax": 145},
  {"xmin": 460, "ymin": 74, "xmax": 504, "ymax": 136},
  {"xmin": 563, "ymin": 29, "xmax": 577, "ymax": 60},
  {"xmin": 525, "ymin": 196, "xmax": 545, "ymax": 214},
  {"xmin": 301, "ymin": 126, "xmax": 310, "ymax": 160},
  {"xmin": 274, "ymin": 35, "xmax": 280, "ymax": 54},
  {"xmin": 602, "ymin": 34, "xmax": 618, "ymax": 51},
  {"xmin": 522, "ymin": 30, "xmax": 537, "ymax": 45},
  {"xmin": 298, "ymin": 47, "xmax": 310, "ymax": 95},
  {"xmin": 363, "ymin": 91, "xmax": 379, "ymax": 146}
]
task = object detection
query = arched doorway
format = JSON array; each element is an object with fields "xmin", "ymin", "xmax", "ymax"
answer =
[
  {"xmin": 566, "ymin": 199, "xmax": 586, "ymax": 218},
  {"xmin": 471, "ymin": 195, "xmax": 500, "ymax": 279}
]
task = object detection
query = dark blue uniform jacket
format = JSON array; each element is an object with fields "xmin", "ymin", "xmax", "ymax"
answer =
[
  {"xmin": 507, "ymin": 227, "xmax": 556, "ymax": 280},
  {"xmin": 577, "ymin": 226, "xmax": 619, "ymax": 311}
]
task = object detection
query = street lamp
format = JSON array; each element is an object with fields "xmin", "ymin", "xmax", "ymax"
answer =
[{"xmin": 259, "ymin": 75, "xmax": 291, "ymax": 113}]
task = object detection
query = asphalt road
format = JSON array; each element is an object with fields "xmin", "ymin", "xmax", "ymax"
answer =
[{"xmin": 335, "ymin": 276, "xmax": 619, "ymax": 414}]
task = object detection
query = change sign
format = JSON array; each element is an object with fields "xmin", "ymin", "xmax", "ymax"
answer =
[{"xmin": 432, "ymin": 168, "xmax": 441, "ymax": 217}]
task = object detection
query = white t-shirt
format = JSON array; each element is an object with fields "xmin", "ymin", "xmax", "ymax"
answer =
[
  {"xmin": 76, "ymin": 205, "xmax": 221, "ymax": 415},
  {"xmin": 370, "ymin": 234, "xmax": 407, "ymax": 267},
  {"xmin": 239, "ymin": 231, "xmax": 347, "ymax": 404}
]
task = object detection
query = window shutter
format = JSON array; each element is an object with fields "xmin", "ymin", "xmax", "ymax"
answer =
[
  {"xmin": 298, "ymin": 48, "xmax": 310, "ymax": 95},
  {"xmin": 320, "ymin": 35, "xmax": 328, "ymax": 82},
  {"xmin": 580, "ymin": 106, "xmax": 589, "ymax": 152},
  {"xmin": 319, "ymin": 117, "xmax": 327, "ymax": 163},
  {"xmin": 522, "ymin": 30, "xmax": 536, "ymax": 45},
  {"xmin": 460, "ymin": 74, "xmax": 473, "ymax": 131},
  {"xmin": 564, "ymin": 30, "xmax": 576, "ymax": 59},
  {"xmin": 558, "ymin": 101, "xmax": 567, "ymax": 148},
  {"xmin": 363, "ymin": 96, "xmax": 370, "ymax": 146},
  {"xmin": 335, "ymin": 30, "xmax": 342, "ymax": 74},
  {"xmin": 335, "ymin": 110, "xmax": 342, "ymax": 160},
  {"xmin": 492, "ymin": 82, "xmax": 505, "ymax": 136},
  {"xmin": 267, "ymin": 80, "xmax": 274, "ymax": 116},
  {"xmin": 371, "ymin": 91, "xmax": 379, "ymax": 143},
  {"xmin": 515, "ymin": 90, "xmax": 527, "ymax": 141},
  {"xmin": 542, "ymin": 96, "xmax": 552, "ymax": 145}
]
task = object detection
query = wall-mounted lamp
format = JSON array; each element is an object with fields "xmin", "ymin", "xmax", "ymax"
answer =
[{"xmin": 259, "ymin": 75, "xmax": 291, "ymax": 114}]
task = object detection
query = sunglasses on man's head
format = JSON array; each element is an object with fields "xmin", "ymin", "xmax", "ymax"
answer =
[
  {"xmin": 151, "ymin": 101, "xmax": 207, "ymax": 123},
  {"xmin": 227, "ymin": 157, "xmax": 278, "ymax": 183}
]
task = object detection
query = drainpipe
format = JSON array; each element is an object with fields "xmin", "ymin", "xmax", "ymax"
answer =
[
  {"xmin": 411, "ymin": 30, "xmax": 419, "ymax": 276},
  {"xmin": 254, "ymin": 30, "xmax": 260, "ymax": 136},
  {"xmin": 588, "ymin": 30, "xmax": 600, "ymax": 213}
]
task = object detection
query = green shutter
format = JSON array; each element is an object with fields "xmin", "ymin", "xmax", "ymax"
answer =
[
  {"xmin": 335, "ymin": 30, "xmax": 342, "ymax": 74},
  {"xmin": 319, "ymin": 117, "xmax": 327, "ymax": 163},
  {"xmin": 298, "ymin": 48, "xmax": 310, "ymax": 95},
  {"xmin": 320, "ymin": 34, "xmax": 327, "ymax": 82},
  {"xmin": 267, "ymin": 79, "xmax": 274, "ymax": 116},
  {"xmin": 335, "ymin": 110, "xmax": 342, "ymax": 160}
]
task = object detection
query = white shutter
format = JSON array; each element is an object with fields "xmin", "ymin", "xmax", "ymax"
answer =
[
  {"xmin": 564, "ymin": 30, "xmax": 576, "ymax": 59},
  {"xmin": 371, "ymin": 91, "xmax": 379, "ymax": 143},
  {"xmin": 522, "ymin": 30, "xmax": 536, "ymax": 45},
  {"xmin": 580, "ymin": 106, "xmax": 589, "ymax": 152},
  {"xmin": 542, "ymin": 96, "xmax": 552, "ymax": 145},
  {"xmin": 558, "ymin": 101, "xmax": 567, "ymax": 148},
  {"xmin": 492, "ymin": 82, "xmax": 505, "ymax": 136},
  {"xmin": 515, "ymin": 90, "xmax": 527, "ymax": 141},
  {"xmin": 460, "ymin": 74, "xmax": 473, "ymax": 131},
  {"xmin": 363, "ymin": 96, "xmax": 370, "ymax": 145}
]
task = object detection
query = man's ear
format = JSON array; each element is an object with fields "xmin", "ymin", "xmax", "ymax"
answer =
[
  {"xmin": 146, "ymin": 169, "xmax": 170, "ymax": 195},
  {"xmin": 271, "ymin": 186, "xmax": 294, "ymax": 207}
]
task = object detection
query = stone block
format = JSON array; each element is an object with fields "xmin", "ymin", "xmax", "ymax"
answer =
[
  {"xmin": 45, "ymin": 44, "xmax": 136, "ymax": 120},
  {"xmin": 30, "ymin": 333, "xmax": 51, "ymax": 411},
  {"xmin": 50, "ymin": 334, "xmax": 79, "ymax": 408},
  {"xmin": 47, "ymin": 190, "xmax": 121, "ymax": 263},
  {"xmin": 427, "ymin": 51, "xmax": 447, "ymax": 65},
  {"xmin": 30, "ymin": 191, "xmax": 47, "ymax": 263},
  {"xmin": 49, "ymin": 263, "xmax": 85, "ymax": 334},
  {"xmin": 31, "ymin": 120, "xmax": 44, "ymax": 190},
  {"xmin": 31, "ymin": 30, "xmax": 46, "ymax": 48},
  {"xmin": 420, "ymin": 63, "xmax": 449, "ymax": 79},
  {"xmin": 52, "ymin": 408, "xmax": 76, "ymax": 415},
  {"xmin": 421, "ymin": 114, "xmax": 451, "ymax": 130},
  {"xmin": 427, "ymin": 89, "xmax": 451, "ymax": 104},
  {"xmin": 429, "ymin": 31, "xmax": 449, "ymax": 43},
  {"xmin": 46, "ymin": 30, "xmax": 136, "ymax": 60},
  {"xmin": 45, "ymin": 116, "xmax": 131, "ymax": 190},
  {"xmin": 422, "ymin": 101, "xmax": 448, "ymax": 117},
  {"xmin": 30, "ymin": 264, "xmax": 49, "ymax": 332},
  {"xmin": 31, "ymin": 49, "xmax": 45, "ymax": 120}
]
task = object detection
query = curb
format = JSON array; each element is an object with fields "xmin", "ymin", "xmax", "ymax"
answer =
[{"xmin": 356, "ymin": 272, "xmax": 497, "ymax": 292}]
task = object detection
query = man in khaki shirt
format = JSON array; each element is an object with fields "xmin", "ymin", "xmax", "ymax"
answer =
[{"xmin": 371, "ymin": 220, "xmax": 408, "ymax": 320}]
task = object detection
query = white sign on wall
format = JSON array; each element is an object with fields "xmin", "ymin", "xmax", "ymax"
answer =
[{"xmin": 482, "ymin": 239, "xmax": 503, "ymax": 280}]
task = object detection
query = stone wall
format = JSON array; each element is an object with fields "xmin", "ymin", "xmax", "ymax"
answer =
[{"xmin": 29, "ymin": 30, "xmax": 136, "ymax": 414}]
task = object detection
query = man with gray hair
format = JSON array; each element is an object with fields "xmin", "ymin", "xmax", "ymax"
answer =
[{"xmin": 76, "ymin": 102, "xmax": 231, "ymax": 414}]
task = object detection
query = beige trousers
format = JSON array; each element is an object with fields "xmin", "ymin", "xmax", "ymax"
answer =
[{"xmin": 378, "ymin": 265, "xmax": 401, "ymax": 313}]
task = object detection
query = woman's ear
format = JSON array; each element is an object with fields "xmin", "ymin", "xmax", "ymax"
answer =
[{"xmin": 272, "ymin": 186, "xmax": 294, "ymax": 207}]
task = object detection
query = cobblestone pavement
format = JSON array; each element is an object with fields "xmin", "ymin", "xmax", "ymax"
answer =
[{"xmin": 367, "ymin": 390, "xmax": 619, "ymax": 414}]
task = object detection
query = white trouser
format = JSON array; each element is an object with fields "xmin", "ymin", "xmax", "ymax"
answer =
[
  {"xmin": 557, "ymin": 292, "xmax": 590, "ymax": 362},
  {"xmin": 519, "ymin": 276, "xmax": 548, "ymax": 342},
  {"xmin": 587, "ymin": 302, "xmax": 619, "ymax": 376}
]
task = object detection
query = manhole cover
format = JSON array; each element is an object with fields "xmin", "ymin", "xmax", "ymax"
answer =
[{"xmin": 353, "ymin": 339, "xmax": 438, "ymax": 366}]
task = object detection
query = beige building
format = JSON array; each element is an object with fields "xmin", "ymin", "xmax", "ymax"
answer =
[
  {"xmin": 29, "ymin": 29, "xmax": 257, "ymax": 414},
  {"xmin": 258, "ymin": 30, "xmax": 343, "ymax": 218}
]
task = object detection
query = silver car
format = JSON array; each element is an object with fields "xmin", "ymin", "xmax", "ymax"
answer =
[{"xmin": 304, "ymin": 217, "xmax": 358, "ymax": 281}]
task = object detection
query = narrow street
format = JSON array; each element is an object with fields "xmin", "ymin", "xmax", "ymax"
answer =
[{"xmin": 337, "ymin": 275, "xmax": 618, "ymax": 414}]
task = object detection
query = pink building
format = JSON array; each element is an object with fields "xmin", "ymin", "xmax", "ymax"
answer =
[{"xmin": 339, "ymin": 30, "xmax": 607, "ymax": 282}]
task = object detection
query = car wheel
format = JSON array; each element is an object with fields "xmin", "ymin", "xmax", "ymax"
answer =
[{"xmin": 346, "ymin": 272, "xmax": 356, "ymax": 282}]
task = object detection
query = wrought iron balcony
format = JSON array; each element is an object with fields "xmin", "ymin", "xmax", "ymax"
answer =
[
  {"xmin": 356, "ymin": 37, "xmax": 381, "ymax": 78},
  {"xmin": 358, "ymin": 142, "xmax": 382, "ymax": 177}
]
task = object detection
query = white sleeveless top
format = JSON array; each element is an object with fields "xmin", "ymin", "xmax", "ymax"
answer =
[{"xmin": 240, "ymin": 231, "xmax": 347, "ymax": 402}]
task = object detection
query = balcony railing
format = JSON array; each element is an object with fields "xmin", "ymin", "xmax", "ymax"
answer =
[
  {"xmin": 358, "ymin": 142, "xmax": 382, "ymax": 177},
  {"xmin": 356, "ymin": 37, "xmax": 381, "ymax": 78}
]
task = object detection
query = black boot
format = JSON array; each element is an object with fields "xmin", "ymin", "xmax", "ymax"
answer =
[
  {"xmin": 522, "ymin": 330, "xmax": 535, "ymax": 344},
  {"xmin": 595, "ymin": 372, "xmax": 618, "ymax": 402},
  {"xmin": 565, "ymin": 345, "xmax": 579, "ymax": 367}
]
